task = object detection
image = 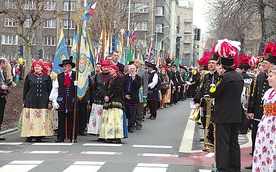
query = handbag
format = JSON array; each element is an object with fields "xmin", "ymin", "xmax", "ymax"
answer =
[{"xmin": 188, "ymin": 108, "xmax": 201, "ymax": 123}]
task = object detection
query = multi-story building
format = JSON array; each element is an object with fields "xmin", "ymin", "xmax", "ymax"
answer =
[{"xmin": 177, "ymin": 0, "xmax": 194, "ymax": 66}]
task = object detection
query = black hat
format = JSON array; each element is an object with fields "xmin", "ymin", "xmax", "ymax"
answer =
[
  {"xmin": 221, "ymin": 55, "xmax": 234, "ymax": 66},
  {"xmin": 58, "ymin": 59, "xmax": 75, "ymax": 68},
  {"xmin": 147, "ymin": 62, "xmax": 157, "ymax": 69},
  {"xmin": 209, "ymin": 54, "xmax": 219, "ymax": 61}
]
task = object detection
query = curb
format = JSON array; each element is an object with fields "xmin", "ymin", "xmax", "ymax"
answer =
[{"xmin": 0, "ymin": 128, "xmax": 18, "ymax": 135}]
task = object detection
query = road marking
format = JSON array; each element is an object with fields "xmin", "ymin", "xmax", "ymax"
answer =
[
  {"xmin": 83, "ymin": 143, "xmax": 122, "ymax": 147},
  {"xmin": 133, "ymin": 145, "xmax": 172, "ymax": 149},
  {"xmin": 179, "ymin": 118, "xmax": 196, "ymax": 153},
  {"xmin": 0, "ymin": 150, "xmax": 12, "ymax": 153},
  {"xmin": 80, "ymin": 151, "xmax": 121, "ymax": 155},
  {"xmin": 0, "ymin": 160, "xmax": 44, "ymax": 172},
  {"xmin": 28, "ymin": 151, "xmax": 61, "ymax": 154},
  {"xmin": 199, "ymin": 169, "xmax": 212, "ymax": 172},
  {"xmin": 32, "ymin": 143, "xmax": 73, "ymax": 146},
  {"xmin": 0, "ymin": 142, "xmax": 23, "ymax": 145},
  {"xmin": 63, "ymin": 161, "xmax": 105, "ymax": 172},
  {"xmin": 142, "ymin": 153, "xmax": 178, "ymax": 157},
  {"xmin": 133, "ymin": 163, "xmax": 168, "ymax": 172}
]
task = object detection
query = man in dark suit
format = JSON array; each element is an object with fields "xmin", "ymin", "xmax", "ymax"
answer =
[
  {"xmin": 244, "ymin": 54, "xmax": 275, "ymax": 169},
  {"xmin": 112, "ymin": 51, "xmax": 125, "ymax": 73},
  {"xmin": 0, "ymin": 58, "xmax": 9, "ymax": 140},
  {"xmin": 209, "ymin": 42, "xmax": 243, "ymax": 172},
  {"xmin": 134, "ymin": 59, "xmax": 148, "ymax": 130},
  {"xmin": 49, "ymin": 59, "xmax": 78, "ymax": 143}
]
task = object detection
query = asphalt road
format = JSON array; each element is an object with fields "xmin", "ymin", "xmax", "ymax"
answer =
[{"xmin": 0, "ymin": 99, "xmax": 252, "ymax": 172}]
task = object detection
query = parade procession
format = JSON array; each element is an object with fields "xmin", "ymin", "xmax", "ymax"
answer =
[{"xmin": 0, "ymin": 0, "xmax": 276, "ymax": 172}]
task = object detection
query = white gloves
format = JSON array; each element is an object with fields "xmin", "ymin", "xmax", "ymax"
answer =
[
  {"xmin": 52, "ymin": 100, "xmax": 60, "ymax": 109},
  {"xmin": 74, "ymin": 80, "xmax": 78, "ymax": 86}
]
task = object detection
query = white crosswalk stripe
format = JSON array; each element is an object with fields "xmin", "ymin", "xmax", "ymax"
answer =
[
  {"xmin": 80, "ymin": 151, "xmax": 122, "ymax": 155},
  {"xmin": 0, "ymin": 160, "xmax": 44, "ymax": 172},
  {"xmin": 133, "ymin": 163, "xmax": 168, "ymax": 172},
  {"xmin": 63, "ymin": 161, "xmax": 105, "ymax": 172},
  {"xmin": 132, "ymin": 145, "xmax": 172, "ymax": 149}
]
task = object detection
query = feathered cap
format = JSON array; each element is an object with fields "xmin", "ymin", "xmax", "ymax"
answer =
[
  {"xmin": 237, "ymin": 54, "xmax": 251, "ymax": 70},
  {"xmin": 209, "ymin": 49, "xmax": 220, "ymax": 62},
  {"xmin": 261, "ymin": 42, "xmax": 276, "ymax": 64},
  {"xmin": 214, "ymin": 39, "xmax": 241, "ymax": 67},
  {"xmin": 198, "ymin": 51, "xmax": 210, "ymax": 70}
]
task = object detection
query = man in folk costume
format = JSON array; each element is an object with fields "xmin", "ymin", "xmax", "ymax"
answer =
[
  {"xmin": 244, "ymin": 42, "xmax": 276, "ymax": 170},
  {"xmin": 134, "ymin": 59, "xmax": 148, "ymax": 130},
  {"xmin": 209, "ymin": 39, "xmax": 244, "ymax": 172},
  {"xmin": 146, "ymin": 61, "xmax": 159, "ymax": 120},
  {"xmin": 193, "ymin": 51, "xmax": 219, "ymax": 152},
  {"xmin": 188, "ymin": 66, "xmax": 200, "ymax": 98},
  {"xmin": 49, "ymin": 59, "xmax": 78, "ymax": 143},
  {"xmin": 87, "ymin": 60, "xmax": 110, "ymax": 135}
]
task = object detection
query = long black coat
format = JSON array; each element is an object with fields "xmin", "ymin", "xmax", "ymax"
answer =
[
  {"xmin": 248, "ymin": 72, "xmax": 270, "ymax": 119},
  {"xmin": 210, "ymin": 69, "xmax": 243, "ymax": 124}
]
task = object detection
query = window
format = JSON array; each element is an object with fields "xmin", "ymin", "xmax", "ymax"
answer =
[
  {"xmin": 136, "ymin": 22, "xmax": 148, "ymax": 31},
  {"xmin": 45, "ymin": 1, "xmax": 56, "ymax": 10},
  {"xmin": 155, "ymin": 24, "xmax": 163, "ymax": 33},
  {"xmin": 156, "ymin": 7, "xmax": 163, "ymax": 16},
  {"xmin": 66, "ymin": 37, "xmax": 73, "ymax": 46},
  {"xmin": 23, "ymin": 0, "xmax": 36, "ymax": 10},
  {"xmin": 44, "ymin": 37, "xmax": 56, "ymax": 46},
  {"xmin": 63, "ymin": 19, "xmax": 74, "ymax": 29},
  {"xmin": 24, "ymin": 19, "xmax": 32, "ymax": 28},
  {"xmin": 63, "ymin": 1, "xmax": 76, "ymax": 11},
  {"xmin": 1, "ymin": 35, "xmax": 18, "ymax": 45},
  {"xmin": 4, "ymin": 0, "xmax": 16, "ymax": 9},
  {"xmin": 44, "ymin": 19, "xmax": 56, "ymax": 28},
  {"xmin": 184, "ymin": 35, "xmax": 191, "ymax": 40},
  {"xmin": 4, "ymin": 18, "xmax": 16, "ymax": 27},
  {"xmin": 134, "ymin": 3, "xmax": 148, "ymax": 13}
]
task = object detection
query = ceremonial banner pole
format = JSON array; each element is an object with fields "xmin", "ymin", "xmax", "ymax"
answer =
[{"xmin": 71, "ymin": 8, "xmax": 84, "ymax": 143}]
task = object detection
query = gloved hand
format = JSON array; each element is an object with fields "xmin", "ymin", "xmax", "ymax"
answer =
[
  {"xmin": 52, "ymin": 100, "xmax": 60, "ymax": 109},
  {"xmin": 74, "ymin": 80, "xmax": 78, "ymax": 86}
]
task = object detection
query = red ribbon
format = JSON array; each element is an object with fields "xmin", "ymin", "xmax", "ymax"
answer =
[{"xmin": 64, "ymin": 74, "xmax": 71, "ymax": 88}]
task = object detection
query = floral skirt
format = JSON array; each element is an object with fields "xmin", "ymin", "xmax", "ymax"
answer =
[
  {"xmin": 164, "ymin": 87, "xmax": 171, "ymax": 103},
  {"xmin": 99, "ymin": 108, "xmax": 124, "ymax": 139},
  {"xmin": 87, "ymin": 103, "xmax": 103, "ymax": 134},
  {"xmin": 52, "ymin": 109, "xmax": 58, "ymax": 130},
  {"xmin": 21, "ymin": 108, "xmax": 54, "ymax": 137},
  {"xmin": 252, "ymin": 115, "xmax": 276, "ymax": 171}
]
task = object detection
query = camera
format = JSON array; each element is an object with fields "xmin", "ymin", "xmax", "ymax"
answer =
[{"xmin": 6, "ymin": 80, "xmax": 16, "ymax": 87}]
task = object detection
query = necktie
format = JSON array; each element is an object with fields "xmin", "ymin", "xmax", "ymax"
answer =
[{"xmin": 64, "ymin": 73, "xmax": 71, "ymax": 88}]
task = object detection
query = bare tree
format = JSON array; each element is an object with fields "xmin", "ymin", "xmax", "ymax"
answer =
[{"xmin": 3, "ymin": 0, "xmax": 60, "ymax": 77}]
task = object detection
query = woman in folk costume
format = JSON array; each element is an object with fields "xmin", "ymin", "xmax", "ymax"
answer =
[
  {"xmin": 21, "ymin": 61, "xmax": 53, "ymax": 142},
  {"xmin": 252, "ymin": 42, "xmax": 276, "ymax": 172},
  {"xmin": 160, "ymin": 65, "xmax": 170, "ymax": 108},
  {"xmin": 100, "ymin": 65, "xmax": 125, "ymax": 143},
  {"xmin": 87, "ymin": 60, "xmax": 110, "ymax": 135}
]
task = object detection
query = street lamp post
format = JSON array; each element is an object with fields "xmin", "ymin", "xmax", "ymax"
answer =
[{"xmin": 155, "ymin": 25, "xmax": 169, "ymax": 58}]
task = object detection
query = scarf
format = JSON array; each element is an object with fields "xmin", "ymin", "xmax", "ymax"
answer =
[{"xmin": 64, "ymin": 73, "xmax": 71, "ymax": 88}]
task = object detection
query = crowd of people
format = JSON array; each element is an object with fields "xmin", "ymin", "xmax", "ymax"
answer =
[{"xmin": 0, "ymin": 38, "xmax": 276, "ymax": 171}]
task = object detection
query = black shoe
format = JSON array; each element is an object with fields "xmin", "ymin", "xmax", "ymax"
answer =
[
  {"xmin": 35, "ymin": 138, "xmax": 42, "ymax": 142},
  {"xmin": 128, "ymin": 129, "xmax": 134, "ymax": 133},
  {"xmin": 199, "ymin": 138, "xmax": 204, "ymax": 142},
  {"xmin": 244, "ymin": 164, "xmax": 252, "ymax": 169},
  {"xmin": 150, "ymin": 117, "xmax": 156, "ymax": 120},
  {"xmin": 79, "ymin": 131, "xmax": 87, "ymax": 136},
  {"xmin": 25, "ymin": 137, "xmax": 32, "ymax": 142},
  {"xmin": 146, "ymin": 116, "xmax": 152, "ymax": 119},
  {"xmin": 135, "ymin": 126, "xmax": 142, "ymax": 130},
  {"xmin": 0, "ymin": 136, "xmax": 6, "ymax": 140},
  {"xmin": 55, "ymin": 139, "xmax": 64, "ymax": 143}
]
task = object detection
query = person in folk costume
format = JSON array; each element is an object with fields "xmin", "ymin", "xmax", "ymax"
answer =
[
  {"xmin": 21, "ymin": 61, "xmax": 53, "ymax": 142},
  {"xmin": 100, "ymin": 65, "xmax": 125, "ymax": 143},
  {"xmin": 235, "ymin": 54, "xmax": 252, "ymax": 135},
  {"xmin": 134, "ymin": 59, "xmax": 148, "ymax": 130},
  {"xmin": 178, "ymin": 64, "xmax": 185, "ymax": 101},
  {"xmin": 49, "ymin": 59, "xmax": 78, "ymax": 143},
  {"xmin": 171, "ymin": 64, "xmax": 181, "ymax": 104},
  {"xmin": 209, "ymin": 39, "xmax": 244, "ymax": 172},
  {"xmin": 146, "ymin": 61, "xmax": 159, "ymax": 120},
  {"xmin": 252, "ymin": 60, "xmax": 276, "ymax": 171},
  {"xmin": 87, "ymin": 60, "xmax": 110, "ymax": 135},
  {"xmin": 245, "ymin": 42, "xmax": 276, "ymax": 170},
  {"xmin": 124, "ymin": 64, "xmax": 141, "ymax": 133},
  {"xmin": 160, "ymin": 65, "xmax": 170, "ymax": 109},
  {"xmin": 193, "ymin": 50, "xmax": 219, "ymax": 152}
]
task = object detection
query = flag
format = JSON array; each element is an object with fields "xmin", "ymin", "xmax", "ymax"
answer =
[
  {"xmin": 174, "ymin": 57, "xmax": 179, "ymax": 66},
  {"xmin": 86, "ymin": 31, "xmax": 95, "ymax": 76},
  {"xmin": 71, "ymin": 25, "xmax": 78, "ymax": 58},
  {"xmin": 130, "ymin": 28, "xmax": 137, "ymax": 42},
  {"xmin": 76, "ymin": 27, "xmax": 92, "ymax": 100},
  {"xmin": 148, "ymin": 43, "xmax": 153, "ymax": 62},
  {"xmin": 98, "ymin": 25, "xmax": 106, "ymax": 62},
  {"xmin": 52, "ymin": 25, "xmax": 69, "ymax": 79},
  {"xmin": 112, "ymin": 34, "xmax": 117, "ymax": 51},
  {"xmin": 126, "ymin": 46, "xmax": 132, "ymax": 64},
  {"xmin": 82, "ymin": 2, "xmax": 97, "ymax": 20}
]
